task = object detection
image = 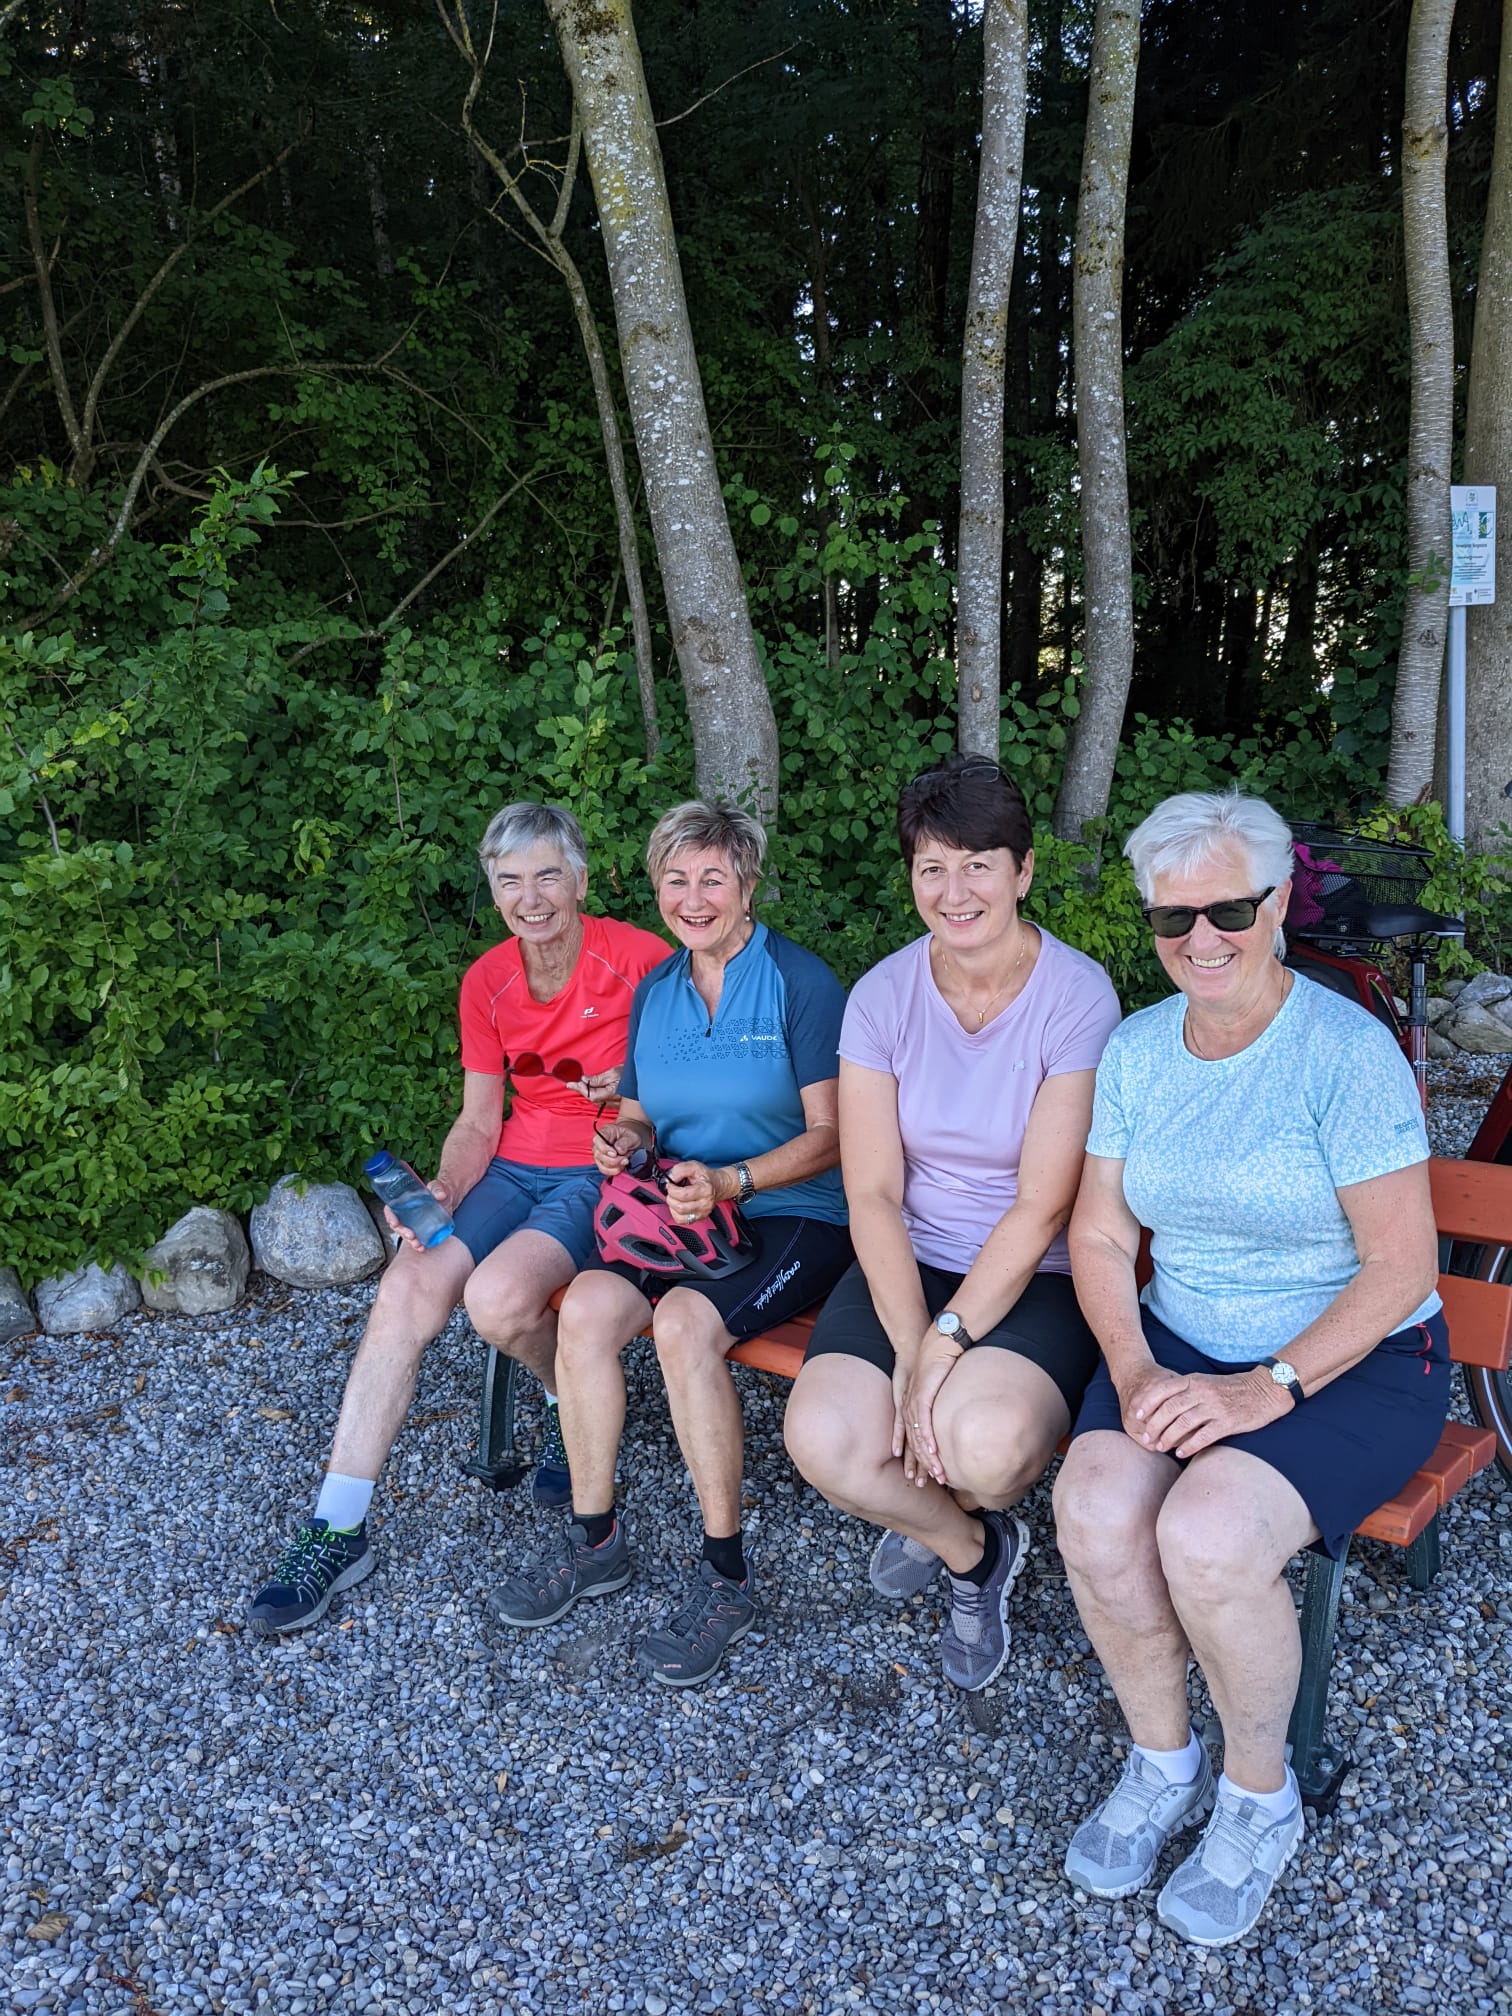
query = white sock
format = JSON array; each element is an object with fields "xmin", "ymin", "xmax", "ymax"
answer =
[
  {"xmin": 543, "ymin": 1389, "xmax": 558, "ymax": 1407},
  {"xmin": 1219, "ymin": 1767, "xmax": 1299, "ymax": 1819},
  {"xmin": 1134, "ymin": 1731, "xmax": 1203, "ymax": 1785},
  {"xmin": 314, "ymin": 1472, "xmax": 375, "ymax": 1533}
]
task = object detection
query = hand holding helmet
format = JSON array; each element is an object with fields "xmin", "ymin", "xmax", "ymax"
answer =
[{"xmin": 661, "ymin": 1159, "xmax": 735, "ymax": 1223}]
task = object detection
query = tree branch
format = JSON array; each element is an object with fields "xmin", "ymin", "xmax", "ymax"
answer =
[
  {"xmin": 74, "ymin": 135, "xmax": 306, "ymax": 484},
  {"xmin": 24, "ymin": 136, "xmax": 84, "ymax": 462},
  {"xmin": 286, "ymin": 470, "xmax": 540, "ymax": 664}
]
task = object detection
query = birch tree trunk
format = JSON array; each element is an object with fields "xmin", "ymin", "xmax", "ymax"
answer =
[
  {"xmin": 544, "ymin": 0, "xmax": 778, "ymax": 819},
  {"xmin": 1388, "ymin": 0, "xmax": 1457, "ymax": 808},
  {"xmin": 1464, "ymin": 0, "xmax": 1512, "ymax": 849},
  {"xmin": 956, "ymin": 0, "xmax": 1030, "ymax": 757},
  {"xmin": 1052, "ymin": 0, "xmax": 1139, "ymax": 842}
]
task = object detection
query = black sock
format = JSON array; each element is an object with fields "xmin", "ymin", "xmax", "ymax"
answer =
[
  {"xmin": 957, "ymin": 1516, "xmax": 999, "ymax": 1589},
  {"xmin": 701, "ymin": 1529, "xmax": 747, "ymax": 1584},
  {"xmin": 576, "ymin": 1510, "xmax": 615, "ymax": 1548}
]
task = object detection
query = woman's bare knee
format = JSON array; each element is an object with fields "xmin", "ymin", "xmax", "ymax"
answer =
[
  {"xmin": 651, "ymin": 1288, "xmax": 726, "ymax": 1371},
  {"xmin": 939, "ymin": 1409, "xmax": 1051, "ymax": 1506}
]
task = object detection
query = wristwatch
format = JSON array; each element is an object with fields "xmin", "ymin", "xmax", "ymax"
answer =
[
  {"xmin": 733, "ymin": 1161, "xmax": 756, "ymax": 1205},
  {"xmin": 1261, "ymin": 1356, "xmax": 1306, "ymax": 1403},
  {"xmin": 935, "ymin": 1311, "xmax": 974, "ymax": 1349}
]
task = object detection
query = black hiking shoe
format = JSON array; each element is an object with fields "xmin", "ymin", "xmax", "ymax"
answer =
[
  {"xmin": 635, "ymin": 1561, "xmax": 757, "ymax": 1688},
  {"xmin": 486, "ymin": 1517, "xmax": 631, "ymax": 1628}
]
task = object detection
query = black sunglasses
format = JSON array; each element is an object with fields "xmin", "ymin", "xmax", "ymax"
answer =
[
  {"xmin": 1144, "ymin": 888, "xmax": 1276, "ymax": 939},
  {"xmin": 595, "ymin": 1124, "xmax": 663, "ymax": 1184}
]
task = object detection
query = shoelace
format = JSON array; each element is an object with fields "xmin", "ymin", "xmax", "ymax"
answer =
[
  {"xmin": 946, "ymin": 1577, "xmax": 989, "ymax": 1646},
  {"xmin": 1192, "ymin": 1800, "xmax": 1269, "ymax": 1885},
  {"xmin": 271, "ymin": 1524, "xmax": 341, "ymax": 1594}
]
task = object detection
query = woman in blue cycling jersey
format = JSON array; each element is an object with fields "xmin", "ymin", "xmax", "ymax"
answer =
[{"xmin": 488, "ymin": 800, "xmax": 852, "ymax": 1686}]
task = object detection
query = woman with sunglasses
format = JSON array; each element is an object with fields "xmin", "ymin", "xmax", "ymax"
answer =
[
  {"xmin": 1055, "ymin": 790, "xmax": 1444, "ymax": 1948},
  {"xmin": 783, "ymin": 755, "xmax": 1121, "ymax": 1692},
  {"xmin": 246, "ymin": 801, "xmax": 668, "ymax": 1635},
  {"xmin": 488, "ymin": 800, "xmax": 852, "ymax": 1686}
]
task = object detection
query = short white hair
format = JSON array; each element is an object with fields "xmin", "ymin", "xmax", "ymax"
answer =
[
  {"xmin": 1124, "ymin": 790, "xmax": 1294, "ymax": 956},
  {"xmin": 477, "ymin": 802, "xmax": 587, "ymax": 880}
]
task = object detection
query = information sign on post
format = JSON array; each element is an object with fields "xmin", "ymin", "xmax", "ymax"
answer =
[
  {"xmin": 1450, "ymin": 486, "xmax": 1496, "ymax": 607},
  {"xmin": 1445, "ymin": 486, "xmax": 1497, "ymax": 845}
]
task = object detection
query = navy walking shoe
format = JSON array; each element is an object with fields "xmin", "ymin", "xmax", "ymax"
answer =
[{"xmin": 248, "ymin": 1519, "xmax": 375, "ymax": 1636}]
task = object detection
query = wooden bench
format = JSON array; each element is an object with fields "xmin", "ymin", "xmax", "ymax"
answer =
[{"xmin": 462, "ymin": 1157, "xmax": 1512, "ymax": 1813}]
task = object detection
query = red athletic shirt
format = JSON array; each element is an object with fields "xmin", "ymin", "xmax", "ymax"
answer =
[{"xmin": 457, "ymin": 913, "xmax": 670, "ymax": 1167}]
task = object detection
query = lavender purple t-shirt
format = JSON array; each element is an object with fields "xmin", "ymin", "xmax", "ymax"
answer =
[{"xmin": 840, "ymin": 928, "xmax": 1122, "ymax": 1274}]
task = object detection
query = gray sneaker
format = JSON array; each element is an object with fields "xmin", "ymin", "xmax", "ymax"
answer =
[
  {"xmin": 1156, "ymin": 1778, "xmax": 1305, "ymax": 1946},
  {"xmin": 869, "ymin": 1528, "xmax": 943, "ymax": 1600},
  {"xmin": 635, "ymin": 1561, "xmax": 757, "ymax": 1688},
  {"xmin": 939, "ymin": 1511, "xmax": 1029, "ymax": 1692},
  {"xmin": 486, "ymin": 1518, "xmax": 631, "ymax": 1628},
  {"xmin": 1064, "ymin": 1748, "xmax": 1215, "ymax": 1899}
]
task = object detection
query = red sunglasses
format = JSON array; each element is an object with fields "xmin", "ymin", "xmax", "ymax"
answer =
[{"xmin": 503, "ymin": 1052, "xmax": 584, "ymax": 1081}]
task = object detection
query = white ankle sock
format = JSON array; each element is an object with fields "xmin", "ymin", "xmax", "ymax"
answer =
[
  {"xmin": 1219, "ymin": 1767, "xmax": 1298, "ymax": 1819},
  {"xmin": 1134, "ymin": 1731, "xmax": 1203, "ymax": 1785},
  {"xmin": 314, "ymin": 1472, "xmax": 374, "ymax": 1533},
  {"xmin": 543, "ymin": 1389, "xmax": 558, "ymax": 1407}
]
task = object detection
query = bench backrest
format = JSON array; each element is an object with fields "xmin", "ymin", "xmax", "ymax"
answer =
[{"xmin": 1430, "ymin": 1157, "xmax": 1512, "ymax": 1372}]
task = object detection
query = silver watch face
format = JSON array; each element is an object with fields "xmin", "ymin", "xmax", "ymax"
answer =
[{"xmin": 936, "ymin": 1312, "xmax": 963, "ymax": 1338}]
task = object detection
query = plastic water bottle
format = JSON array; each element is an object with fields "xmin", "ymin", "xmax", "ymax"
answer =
[{"xmin": 364, "ymin": 1151, "xmax": 454, "ymax": 1248}]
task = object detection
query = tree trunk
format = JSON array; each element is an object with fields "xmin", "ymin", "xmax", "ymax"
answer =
[
  {"xmin": 957, "ymin": 0, "xmax": 1030, "ymax": 757},
  {"xmin": 545, "ymin": 0, "xmax": 778, "ymax": 819},
  {"xmin": 1052, "ymin": 0, "xmax": 1140, "ymax": 841},
  {"xmin": 1388, "ymin": 0, "xmax": 1457, "ymax": 807},
  {"xmin": 1464, "ymin": 0, "xmax": 1512, "ymax": 849}
]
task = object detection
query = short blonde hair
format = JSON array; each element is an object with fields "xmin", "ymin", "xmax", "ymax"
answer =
[{"xmin": 645, "ymin": 799, "xmax": 766, "ymax": 892}]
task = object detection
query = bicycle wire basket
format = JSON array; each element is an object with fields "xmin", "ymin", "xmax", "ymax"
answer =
[{"xmin": 1287, "ymin": 820, "xmax": 1438, "ymax": 944}]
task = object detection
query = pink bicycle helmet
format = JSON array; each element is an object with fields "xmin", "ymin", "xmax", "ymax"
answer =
[{"xmin": 593, "ymin": 1160, "xmax": 756, "ymax": 1280}]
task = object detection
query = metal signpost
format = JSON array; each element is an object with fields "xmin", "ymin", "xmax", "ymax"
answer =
[{"xmin": 1448, "ymin": 485, "xmax": 1497, "ymax": 845}]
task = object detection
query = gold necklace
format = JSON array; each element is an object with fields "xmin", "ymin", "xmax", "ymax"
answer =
[{"xmin": 943, "ymin": 923, "xmax": 1030, "ymax": 1028}]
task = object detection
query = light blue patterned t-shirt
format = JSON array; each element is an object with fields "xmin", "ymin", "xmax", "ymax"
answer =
[{"xmin": 1086, "ymin": 976, "xmax": 1440, "ymax": 1361}]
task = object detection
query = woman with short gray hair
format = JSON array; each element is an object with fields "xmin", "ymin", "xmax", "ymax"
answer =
[
  {"xmin": 1055, "ymin": 789, "xmax": 1446, "ymax": 1945},
  {"xmin": 246, "ymin": 801, "xmax": 667, "ymax": 1636}
]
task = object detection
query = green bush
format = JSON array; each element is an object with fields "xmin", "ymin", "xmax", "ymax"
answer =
[{"xmin": 4, "ymin": 478, "xmax": 1504, "ymax": 1289}]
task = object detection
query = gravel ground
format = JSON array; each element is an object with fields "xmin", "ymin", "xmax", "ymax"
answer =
[{"xmin": 4, "ymin": 1065, "xmax": 1510, "ymax": 2016}]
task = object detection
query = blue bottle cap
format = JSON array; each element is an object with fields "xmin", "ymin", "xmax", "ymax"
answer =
[{"xmin": 363, "ymin": 1151, "xmax": 395, "ymax": 1177}]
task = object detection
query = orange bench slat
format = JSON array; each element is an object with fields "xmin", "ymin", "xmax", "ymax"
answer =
[
  {"xmin": 1437, "ymin": 1272, "xmax": 1512, "ymax": 1371},
  {"xmin": 1416, "ymin": 1432, "xmax": 1476, "ymax": 1506},
  {"xmin": 1429, "ymin": 1156, "xmax": 1512, "ymax": 1244},
  {"xmin": 1439, "ymin": 1418, "xmax": 1497, "ymax": 1479},
  {"xmin": 1356, "ymin": 1472, "xmax": 1441, "ymax": 1548}
]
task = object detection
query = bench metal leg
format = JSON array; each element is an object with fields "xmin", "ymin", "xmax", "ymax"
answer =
[
  {"xmin": 1288, "ymin": 1544, "xmax": 1352, "ymax": 1815},
  {"xmin": 1406, "ymin": 1511, "xmax": 1441, "ymax": 1591},
  {"xmin": 459, "ymin": 1344, "xmax": 530, "ymax": 1490}
]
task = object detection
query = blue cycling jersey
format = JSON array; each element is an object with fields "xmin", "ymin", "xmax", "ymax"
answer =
[{"xmin": 619, "ymin": 923, "xmax": 848, "ymax": 1225}]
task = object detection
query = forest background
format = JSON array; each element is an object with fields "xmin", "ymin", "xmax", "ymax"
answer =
[{"xmin": 4, "ymin": 0, "xmax": 1512, "ymax": 1285}]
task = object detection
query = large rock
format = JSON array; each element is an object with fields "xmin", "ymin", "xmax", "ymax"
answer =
[
  {"xmin": 1426, "ymin": 995, "xmax": 1453, "ymax": 1025},
  {"xmin": 1443, "ymin": 1001, "xmax": 1512, "ymax": 1056},
  {"xmin": 140, "ymin": 1208, "xmax": 250, "ymax": 1315},
  {"xmin": 1455, "ymin": 970, "xmax": 1512, "ymax": 1013},
  {"xmin": 1427, "ymin": 1028, "xmax": 1456, "ymax": 1060},
  {"xmin": 35, "ymin": 1261, "xmax": 141, "ymax": 1336},
  {"xmin": 249, "ymin": 1176, "xmax": 384, "ymax": 1288},
  {"xmin": 0, "ymin": 1267, "xmax": 36, "ymax": 1344}
]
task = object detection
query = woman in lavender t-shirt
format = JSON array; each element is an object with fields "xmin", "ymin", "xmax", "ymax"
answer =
[{"xmin": 784, "ymin": 755, "xmax": 1121, "ymax": 1692}]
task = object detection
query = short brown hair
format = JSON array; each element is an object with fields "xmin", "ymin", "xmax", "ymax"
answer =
[{"xmin": 896, "ymin": 755, "xmax": 1033, "ymax": 866}]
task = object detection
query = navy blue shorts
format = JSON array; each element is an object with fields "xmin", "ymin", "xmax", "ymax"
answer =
[
  {"xmin": 451, "ymin": 1159, "xmax": 599, "ymax": 1271},
  {"xmin": 1071, "ymin": 1307, "xmax": 1452, "ymax": 1559},
  {"xmin": 578, "ymin": 1213, "xmax": 853, "ymax": 1340}
]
